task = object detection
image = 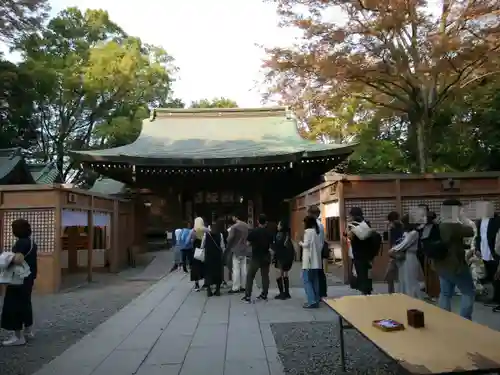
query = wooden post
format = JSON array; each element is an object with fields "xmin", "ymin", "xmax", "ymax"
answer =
[
  {"xmin": 395, "ymin": 179, "xmax": 402, "ymax": 214},
  {"xmin": 337, "ymin": 181, "xmax": 349, "ymax": 284},
  {"xmin": 87, "ymin": 197, "xmax": 94, "ymax": 283},
  {"xmin": 53, "ymin": 189, "xmax": 62, "ymax": 292},
  {"xmin": 110, "ymin": 199, "xmax": 119, "ymax": 273}
]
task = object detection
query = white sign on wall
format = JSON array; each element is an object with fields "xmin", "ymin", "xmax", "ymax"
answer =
[{"xmin": 324, "ymin": 202, "xmax": 339, "ymax": 218}]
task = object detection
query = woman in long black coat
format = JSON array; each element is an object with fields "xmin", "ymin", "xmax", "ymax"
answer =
[
  {"xmin": 1, "ymin": 218, "xmax": 37, "ymax": 346},
  {"xmin": 202, "ymin": 219, "xmax": 225, "ymax": 297},
  {"xmin": 272, "ymin": 220, "xmax": 295, "ymax": 300}
]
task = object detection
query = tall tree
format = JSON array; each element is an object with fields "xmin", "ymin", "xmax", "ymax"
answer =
[
  {"xmin": 263, "ymin": 0, "xmax": 500, "ymax": 172},
  {"xmin": 16, "ymin": 8, "xmax": 177, "ymax": 180},
  {"xmin": 190, "ymin": 97, "xmax": 238, "ymax": 108},
  {"xmin": 0, "ymin": 59, "xmax": 37, "ymax": 148},
  {"xmin": 93, "ymin": 98, "xmax": 185, "ymax": 149},
  {"xmin": 0, "ymin": 0, "xmax": 49, "ymax": 43}
]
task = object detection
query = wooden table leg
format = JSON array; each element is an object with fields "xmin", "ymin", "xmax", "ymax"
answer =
[{"xmin": 338, "ymin": 314, "xmax": 346, "ymax": 372}]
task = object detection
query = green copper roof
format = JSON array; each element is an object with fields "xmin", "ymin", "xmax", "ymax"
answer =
[
  {"xmin": 0, "ymin": 148, "xmax": 35, "ymax": 184},
  {"xmin": 89, "ymin": 177, "xmax": 126, "ymax": 196},
  {"xmin": 69, "ymin": 107, "xmax": 356, "ymax": 166},
  {"xmin": 28, "ymin": 162, "xmax": 61, "ymax": 184}
]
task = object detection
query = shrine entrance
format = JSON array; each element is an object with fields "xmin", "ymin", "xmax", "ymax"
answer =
[{"xmin": 184, "ymin": 190, "xmax": 257, "ymax": 229}]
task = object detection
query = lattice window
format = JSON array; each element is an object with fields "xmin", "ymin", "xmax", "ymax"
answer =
[
  {"xmin": 402, "ymin": 197, "xmax": 500, "ymax": 220},
  {"xmin": 344, "ymin": 199, "xmax": 397, "ymax": 233},
  {"xmin": 2, "ymin": 210, "xmax": 55, "ymax": 253}
]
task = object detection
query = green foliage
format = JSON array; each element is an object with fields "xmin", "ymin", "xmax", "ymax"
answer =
[
  {"xmin": 0, "ymin": 60, "xmax": 37, "ymax": 148},
  {"xmin": 190, "ymin": 97, "xmax": 238, "ymax": 108},
  {"xmin": 14, "ymin": 7, "xmax": 177, "ymax": 179},
  {"xmin": 0, "ymin": 0, "xmax": 49, "ymax": 44}
]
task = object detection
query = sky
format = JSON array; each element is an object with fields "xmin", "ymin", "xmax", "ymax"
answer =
[{"xmin": 29, "ymin": 0, "xmax": 301, "ymax": 107}]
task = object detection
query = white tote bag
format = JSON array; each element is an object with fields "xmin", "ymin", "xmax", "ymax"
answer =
[
  {"xmin": 350, "ymin": 221, "xmax": 372, "ymax": 240},
  {"xmin": 194, "ymin": 247, "xmax": 205, "ymax": 262}
]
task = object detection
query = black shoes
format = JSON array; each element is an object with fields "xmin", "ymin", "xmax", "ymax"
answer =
[
  {"xmin": 303, "ymin": 302, "xmax": 319, "ymax": 309},
  {"xmin": 275, "ymin": 277, "xmax": 291, "ymax": 300},
  {"xmin": 256, "ymin": 294, "xmax": 268, "ymax": 301}
]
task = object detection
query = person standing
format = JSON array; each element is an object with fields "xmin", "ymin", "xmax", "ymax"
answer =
[
  {"xmin": 221, "ymin": 225, "xmax": 230, "ymax": 287},
  {"xmin": 272, "ymin": 220, "xmax": 295, "ymax": 299},
  {"xmin": 300, "ymin": 215, "xmax": 323, "ymax": 308},
  {"xmin": 388, "ymin": 215, "xmax": 422, "ymax": 298},
  {"xmin": 347, "ymin": 207, "xmax": 374, "ymax": 295},
  {"xmin": 226, "ymin": 213, "xmax": 249, "ymax": 294},
  {"xmin": 242, "ymin": 214, "xmax": 274, "ymax": 302},
  {"xmin": 1, "ymin": 219, "xmax": 38, "ymax": 346},
  {"xmin": 434, "ymin": 199, "xmax": 476, "ymax": 319},
  {"xmin": 307, "ymin": 205, "xmax": 328, "ymax": 298},
  {"xmin": 180, "ymin": 222, "xmax": 194, "ymax": 274},
  {"xmin": 201, "ymin": 219, "xmax": 225, "ymax": 297},
  {"xmin": 385, "ymin": 211, "xmax": 404, "ymax": 293},
  {"xmin": 170, "ymin": 227, "xmax": 183, "ymax": 273},
  {"xmin": 474, "ymin": 205, "xmax": 500, "ymax": 312},
  {"xmin": 191, "ymin": 217, "xmax": 208, "ymax": 291}
]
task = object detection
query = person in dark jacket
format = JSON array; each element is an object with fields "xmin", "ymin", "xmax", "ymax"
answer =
[
  {"xmin": 347, "ymin": 207, "xmax": 373, "ymax": 295},
  {"xmin": 1, "ymin": 219, "xmax": 37, "ymax": 346},
  {"xmin": 272, "ymin": 220, "xmax": 295, "ymax": 299},
  {"xmin": 202, "ymin": 219, "xmax": 226, "ymax": 297}
]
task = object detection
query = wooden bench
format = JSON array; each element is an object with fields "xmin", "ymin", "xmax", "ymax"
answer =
[{"xmin": 324, "ymin": 294, "xmax": 500, "ymax": 374}]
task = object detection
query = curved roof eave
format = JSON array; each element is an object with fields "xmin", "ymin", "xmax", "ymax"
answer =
[
  {"xmin": 69, "ymin": 143, "xmax": 356, "ymax": 167},
  {"xmin": 69, "ymin": 107, "xmax": 357, "ymax": 167}
]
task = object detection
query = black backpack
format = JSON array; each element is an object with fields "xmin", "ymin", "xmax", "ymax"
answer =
[
  {"xmin": 365, "ymin": 231, "xmax": 382, "ymax": 260},
  {"xmin": 351, "ymin": 221, "xmax": 381, "ymax": 260},
  {"xmin": 321, "ymin": 241, "xmax": 330, "ymax": 259},
  {"xmin": 420, "ymin": 224, "xmax": 448, "ymax": 261}
]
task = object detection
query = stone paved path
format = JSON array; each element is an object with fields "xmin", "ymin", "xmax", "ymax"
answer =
[
  {"xmin": 32, "ymin": 270, "xmax": 342, "ymax": 375},
  {"xmin": 31, "ymin": 268, "xmax": 500, "ymax": 375}
]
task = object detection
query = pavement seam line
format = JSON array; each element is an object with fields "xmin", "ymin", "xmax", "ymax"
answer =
[
  {"xmin": 175, "ymin": 284, "xmax": 211, "ymax": 375},
  {"xmin": 86, "ymin": 271, "xmax": 188, "ymax": 375},
  {"xmin": 132, "ymin": 274, "xmax": 195, "ymax": 374},
  {"xmin": 222, "ymin": 290, "xmax": 231, "ymax": 375}
]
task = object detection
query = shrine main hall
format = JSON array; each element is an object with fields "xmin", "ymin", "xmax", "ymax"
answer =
[{"xmin": 71, "ymin": 107, "xmax": 355, "ymax": 230}]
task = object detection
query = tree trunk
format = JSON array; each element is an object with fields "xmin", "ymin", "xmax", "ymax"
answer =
[
  {"xmin": 54, "ymin": 140, "xmax": 65, "ymax": 183},
  {"xmin": 416, "ymin": 119, "xmax": 427, "ymax": 173}
]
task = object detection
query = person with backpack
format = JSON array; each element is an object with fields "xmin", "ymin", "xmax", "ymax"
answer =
[
  {"xmin": 422, "ymin": 199, "xmax": 475, "ymax": 320},
  {"xmin": 388, "ymin": 214, "xmax": 422, "ymax": 298},
  {"xmin": 271, "ymin": 219, "xmax": 295, "ymax": 299},
  {"xmin": 347, "ymin": 207, "xmax": 382, "ymax": 295}
]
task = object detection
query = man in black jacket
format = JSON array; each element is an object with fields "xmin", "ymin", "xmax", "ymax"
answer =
[
  {"xmin": 347, "ymin": 207, "xmax": 373, "ymax": 295},
  {"xmin": 475, "ymin": 211, "xmax": 500, "ymax": 311}
]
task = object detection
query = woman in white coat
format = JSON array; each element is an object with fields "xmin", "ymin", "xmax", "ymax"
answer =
[
  {"xmin": 299, "ymin": 215, "xmax": 323, "ymax": 308},
  {"xmin": 388, "ymin": 214, "xmax": 422, "ymax": 299}
]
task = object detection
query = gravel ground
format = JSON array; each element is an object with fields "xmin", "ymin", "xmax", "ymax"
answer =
[
  {"xmin": 0, "ymin": 278, "xmax": 154, "ymax": 375},
  {"xmin": 271, "ymin": 321, "xmax": 402, "ymax": 375}
]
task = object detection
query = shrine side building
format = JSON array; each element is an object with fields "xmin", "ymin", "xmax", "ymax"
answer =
[{"xmin": 71, "ymin": 107, "xmax": 355, "ymax": 230}]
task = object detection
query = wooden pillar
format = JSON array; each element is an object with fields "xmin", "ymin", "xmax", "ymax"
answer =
[
  {"xmin": 110, "ymin": 199, "xmax": 120, "ymax": 273},
  {"xmin": 247, "ymin": 199, "xmax": 254, "ymax": 228},
  {"xmin": 337, "ymin": 181, "xmax": 350, "ymax": 284},
  {"xmin": 52, "ymin": 190, "xmax": 62, "ymax": 292},
  {"xmin": 87, "ymin": 197, "xmax": 94, "ymax": 283}
]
